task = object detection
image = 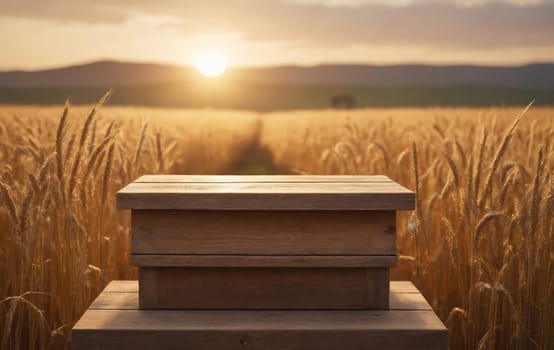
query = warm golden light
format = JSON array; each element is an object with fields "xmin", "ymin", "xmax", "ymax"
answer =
[{"xmin": 194, "ymin": 50, "xmax": 228, "ymax": 77}]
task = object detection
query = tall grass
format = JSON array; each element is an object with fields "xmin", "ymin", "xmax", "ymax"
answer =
[
  {"xmin": 261, "ymin": 106, "xmax": 553, "ymax": 349},
  {"xmin": 0, "ymin": 99, "xmax": 258, "ymax": 349},
  {"xmin": 0, "ymin": 102, "xmax": 552, "ymax": 349}
]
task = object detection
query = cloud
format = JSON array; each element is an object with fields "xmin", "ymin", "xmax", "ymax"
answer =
[
  {"xmin": 286, "ymin": 0, "xmax": 549, "ymax": 7},
  {"xmin": 285, "ymin": 0, "xmax": 414, "ymax": 7},
  {"xmin": 0, "ymin": 1, "xmax": 124, "ymax": 23},
  {"xmin": 160, "ymin": 1, "xmax": 554, "ymax": 50},
  {"xmin": 455, "ymin": 0, "xmax": 546, "ymax": 6},
  {"xmin": 1, "ymin": 0, "xmax": 553, "ymax": 54}
]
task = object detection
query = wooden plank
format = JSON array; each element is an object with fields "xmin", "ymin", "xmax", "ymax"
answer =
[
  {"xmin": 89, "ymin": 288, "xmax": 431, "ymax": 311},
  {"xmin": 365, "ymin": 269, "xmax": 389, "ymax": 310},
  {"xmin": 90, "ymin": 292, "xmax": 139, "ymax": 310},
  {"xmin": 117, "ymin": 178, "xmax": 415, "ymax": 211},
  {"xmin": 102, "ymin": 280, "xmax": 421, "ymax": 295},
  {"xmin": 100, "ymin": 281, "xmax": 423, "ymax": 294},
  {"xmin": 390, "ymin": 280, "xmax": 420, "ymax": 293},
  {"xmin": 75, "ymin": 281, "xmax": 445, "ymax": 349},
  {"xmin": 75, "ymin": 308, "xmax": 445, "ymax": 331},
  {"xmin": 119, "ymin": 182, "xmax": 412, "ymax": 194},
  {"xmin": 135, "ymin": 175, "xmax": 393, "ymax": 183},
  {"xmin": 102, "ymin": 281, "xmax": 137, "ymax": 293},
  {"xmin": 118, "ymin": 191, "xmax": 414, "ymax": 210},
  {"xmin": 138, "ymin": 267, "xmax": 389, "ymax": 310},
  {"xmin": 131, "ymin": 210, "xmax": 396, "ymax": 255},
  {"xmin": 73, "ymin": 310, "xmax": 447, "ymax": 350},
  {"xmin": 138, "ymin": 268, "xmax": 157, "ymax": 310},
  {"xmin": 130, "ymin": 254, "xmax": 397, "ymax": 267},
  {"xmin": 390, "ymin": 292, "xmax": 432, "ymax": 310},
  {"xmin": 74, "ymin": 328, "xmax": 447, "ymax": 350}
]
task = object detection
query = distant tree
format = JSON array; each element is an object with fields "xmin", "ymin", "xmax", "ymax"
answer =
[{"xmin": 330, "ymin": 94, "xmax": 356, "ymax": 109}]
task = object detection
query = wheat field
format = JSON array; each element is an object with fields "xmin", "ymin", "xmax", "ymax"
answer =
[{"xmin": 0, "ymin": 96, "xmax": 552, "ymax": 349}]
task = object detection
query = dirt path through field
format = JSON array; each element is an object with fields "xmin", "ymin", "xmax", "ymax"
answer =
[{"xmin": 229, "ymin": 119, "xmax": 288, "ymax": 175}]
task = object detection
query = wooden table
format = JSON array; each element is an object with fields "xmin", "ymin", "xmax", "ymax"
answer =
[
  {"xmin": 72, "ymin": 175, "xmax": 447, "ymax": 349},
  {"xmin": 116, "ymin": 175, "xmax": 413, "ymax": 310}
]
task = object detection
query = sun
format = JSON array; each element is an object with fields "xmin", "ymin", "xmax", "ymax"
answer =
[{"xmin": 194, "ymin": 50, "xmax": 228, "ymax": 77}]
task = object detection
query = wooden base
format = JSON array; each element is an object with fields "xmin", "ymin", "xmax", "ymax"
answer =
[
  {"xmin": 138, "ymin": 266, "xmax": 390, "ymax": 310},
  {"xmin": 73, "ymin": 280, "xmax": 447, "ymax": 350}
]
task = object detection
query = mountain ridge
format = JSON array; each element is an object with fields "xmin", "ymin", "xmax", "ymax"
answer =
[{"xmin": 1, "ymin": 60, "xmax": 554, "ymax": 88}]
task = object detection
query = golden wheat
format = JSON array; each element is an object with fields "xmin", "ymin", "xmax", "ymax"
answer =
[
  {"xmin": 0, "ymin": 101, "xmax": 258, "ymax": 350},
  {"xmin": 0, "ymin": 103, "xmax": 552, "ymax": 350},
  {"xmin": 260, "ymin": 106, "xmax": 553, "ymax": 350}
]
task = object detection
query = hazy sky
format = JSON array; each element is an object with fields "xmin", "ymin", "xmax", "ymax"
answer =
[{"xmin": 1, "ymin": 0, "xmax": 554, "ymax": 70}]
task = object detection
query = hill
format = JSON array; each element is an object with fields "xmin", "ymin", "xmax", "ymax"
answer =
[
  {"xmin": 0, "ymin": 61, "xmax": 197, "ymax": 87},
  {"xmin": 0, "ymin": 61, "xmax": 553, "ymax": 109},
  {"xmin": 1, "ymin": 61, "xmax": 554, "ymax": 88}
]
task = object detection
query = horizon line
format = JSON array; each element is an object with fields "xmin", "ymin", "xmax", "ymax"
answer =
[{"xmin": 3, "ymin": 58, "xmax": 554, "ymax": 73}]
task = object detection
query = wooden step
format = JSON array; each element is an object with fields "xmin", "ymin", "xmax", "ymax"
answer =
[
  {"xmin": 132, "ymin": 254, "xmax": 396, "ymax": 310},
  {"xmin": 72, "ymin": 280, "xmax": 447, "ymax": 350},
  {"xmin": 137, "ymin": 266, "xmax": 390, "ymax": 309}
]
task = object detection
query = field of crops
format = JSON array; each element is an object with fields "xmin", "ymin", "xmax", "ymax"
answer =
[{"xmin": 0, "ymin": 97, "xmax": 552, "ymax": 349}]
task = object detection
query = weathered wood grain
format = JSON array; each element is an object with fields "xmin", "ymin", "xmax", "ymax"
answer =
[
  {"xmin": 99, "ymin": 280, "xmax": 427, "ymax": 308},
  {"xmin": 391, "ymin": 292, "xmax": 432, "ymax": 310},
  {"xmin": 90, "ymin": 282, "xmax": 432, "ymax": 311},
  {"xmin": 76, "ymin": 308, "xmax": 445, "ymax": 331},
  {"xmin": 116, "ymin": 175, "xmax": 415, "ymax": 210},
  {"xmin": 391, "ymin": 280, "xmax": 420, "ymax": 293},
  {"xmin": 73, "ymin": 323, "xmax": 446, "ymax": 350},
  {"xmin": 102, "ymin": 281, "xmax": 137, "ymax": 293},
  {"xmin": 135, "ymin": 175, "xmax": 393, "ymax": 183},
  {"xmin": 130, "ymin": 254, "xmax": 397, "ymax": 267},
  {"xmin": 138, "ymin": 268, "xmax": 157, "ymax": 310},
  {"xmin": 138, "ymin": 267, "xmax": 390, "ymax": 310},
  {"xmin": 73, "ymin": 280, "xmax": 447, "ymax": 350},
  {"xmin": 101, "ymin": 280, "xmax": 420, "ymax": 294},
  {"xmin": 131, "ymin": 210, "xmax": 396, "ymax": 255}
]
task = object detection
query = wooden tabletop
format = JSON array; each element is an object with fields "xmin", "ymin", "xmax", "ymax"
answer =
[{"xmin": 117, "ymin": 175, "xmax": 415, "ymax": 210}]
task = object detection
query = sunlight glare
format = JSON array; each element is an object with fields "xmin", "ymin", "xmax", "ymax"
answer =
[{"xmin": 194, "ymin": 50, "xmax": 228, "ymax": 77}]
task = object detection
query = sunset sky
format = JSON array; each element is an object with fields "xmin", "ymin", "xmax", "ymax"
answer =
[{"xmin": 1, "ymin": 0, "xmax": 554, "ymax": 70}]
